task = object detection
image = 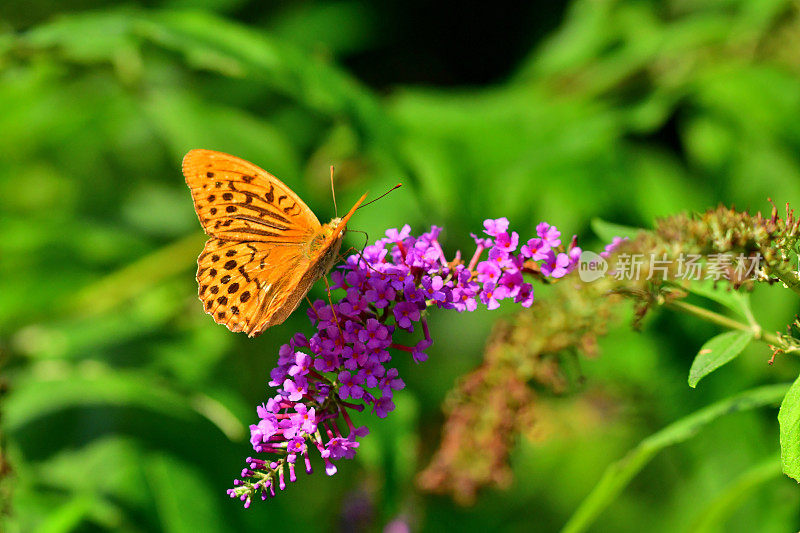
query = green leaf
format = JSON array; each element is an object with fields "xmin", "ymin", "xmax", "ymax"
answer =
[
  {"xmin": 590, "ymin": 218, "xmax": 641, "ymax": 242},
  {"xmin": 138, "ymin": 10, "xmax": 394, "ymax": 146},
  {"xmin": 34, "ymin": 437, "xmax": 149, "ymax": 511},
  {"xmin": 688, "ymin": 456, "xmax": 782, "ymax": 533},
  {"xmin": 67, "ymin": 232, "xmax": 207, "ymax": 317},
  {"xmin": 778, "ymin": 373, "xmax": 800, "ymax": 482},
  {"xmin": 688, "ymin": 330, "xmax": 754, "ymax": 388},
  {"xmin": 678, "ymin": 278, "xmax": 753, "ymax": 318},
  {"xmin": 562, "ymin": 384, "xmax": 789, "ymax": 533},
  {"xmin": 4, "ymin": 367, "xmax": 223, "ymax": 435},
  {"xmin": 34, "ymin": 495, "xmax": 95, "ymax": 533},
  {"xmin": 145, "ymin": 453, "xmax": 226, "ymax": 533},
  {"xmin": 144, "ymin": 88, "xmax": 300, "ymax": 180},
  {"xmin": 22, "ymin": 10, "xmax": 137, "ymax": 63}
]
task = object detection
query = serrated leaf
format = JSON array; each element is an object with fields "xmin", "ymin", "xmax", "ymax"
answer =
[
  {"xmin": 779, "ymin": 373, "xmax": 800, "ymax": 482},
  {"xmin": 688, "ymin": 330, "xmax": 754, "ymax": 388},
  {"xmin": 590, "ymin": 218, "xmax": 641, "ymax": 242}
]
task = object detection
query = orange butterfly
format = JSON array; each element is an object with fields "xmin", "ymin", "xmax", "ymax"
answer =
[{"xmin": 183, "ymin": 149, "xmax": 366, "ymax": 337}]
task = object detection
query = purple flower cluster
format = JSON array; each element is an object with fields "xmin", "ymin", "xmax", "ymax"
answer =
[{"xmin": 228, "ymin": 218, "xmax": 584, "ymax": 507}]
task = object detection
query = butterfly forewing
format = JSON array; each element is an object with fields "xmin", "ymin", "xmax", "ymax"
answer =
[{"xmin": 183, "ymin": 149, "xmax": 320, "ymax": 244}]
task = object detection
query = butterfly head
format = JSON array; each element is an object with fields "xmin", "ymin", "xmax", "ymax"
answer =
[{"xmin": 313, "ymin": 193, "xmax": 367, "ymax": 250}]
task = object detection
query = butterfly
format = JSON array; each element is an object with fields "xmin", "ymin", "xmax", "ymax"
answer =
[{"xmin": 183, "ymin": 149, "xmax": 366, "ymax": 337}]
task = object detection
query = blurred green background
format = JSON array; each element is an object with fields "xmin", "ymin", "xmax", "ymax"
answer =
[{"xmin": 2, "ymin": 0, "xmax": 800, "ymax": 531}]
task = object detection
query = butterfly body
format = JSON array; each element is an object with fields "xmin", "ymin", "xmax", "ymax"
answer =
[
  {"xmin": 259, "ymin": 217, "xmax": 346, "ymax": 329},
  {"xmin": 183, "ymin": 149, "xmax": 365, "ymax": 337}
]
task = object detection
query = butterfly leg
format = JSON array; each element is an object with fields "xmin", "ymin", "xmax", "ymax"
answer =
[
  {"xmin": 339, "ymin": 229, "xmax": 370, "ymax": 258},
  {"xmin": 340, "ymin": 246, "xmax": 384, "ymax": 276},
  {"xmin": 335, "ymin": 245, "xmax": 358, "ymax": 265},
  {"xmin": 305, "ymin": 295, "xmax": 320, "ymax": 320},
  {"xmin": 323, "ymin": 275, "xmax": 345, "ymax": 340}
]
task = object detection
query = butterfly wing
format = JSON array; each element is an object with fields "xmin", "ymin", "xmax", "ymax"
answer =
[
  {"xmin": 187, "ymin": 149, "xmax": 368, "ymax": 336},
  {"xmin": 183, "ymin": 149, "xmax": 321, "ymax": 243},
  {"xmin": 195, "ymin": 202, "xmax": 367, "ymax": 336},
  {"xmin": 197, "ymin": 238, "xmax": 312, "ymax": 336}
]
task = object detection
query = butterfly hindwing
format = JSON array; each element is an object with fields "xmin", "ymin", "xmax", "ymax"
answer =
[
  {"xmin": 197, "ymin": 238, "xmax": 312, "ymax": 336},
  {"xmin": 183, "ymin": 149, "xmax": 321, "ymax": 244}
]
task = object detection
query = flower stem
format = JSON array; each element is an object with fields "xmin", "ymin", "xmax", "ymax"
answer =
[
  {"xmin": 467, "ymin": 245, "xmax": 484, "ymax": 271},
  {"xmin": 421, "ymin": 317, "xmax": 431, "ymax": 343},
  {"xmin": 390, "ymin": 343, "xmax": 413, "ymax": 352},
  {"xmin": 666, "ymin": 300, "xmax": 782, "ymax": 346}
]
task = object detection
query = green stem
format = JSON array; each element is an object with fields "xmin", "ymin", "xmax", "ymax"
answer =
[
  {"xmin": 772, "ymin": 268, "xmax": 800, "ymax": 298},
  {"xmin": 666, "ymin": 300, "xmax": 781, "ymax": 346}
]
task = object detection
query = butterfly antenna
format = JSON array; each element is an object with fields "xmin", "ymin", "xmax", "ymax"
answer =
[
  {"xmin": 357, "ymin": 183, "xmax": 402, "ymax": 210},
  {"xmin": 330, "ymin": 165, "xmax": 338, "ymax": 218}
]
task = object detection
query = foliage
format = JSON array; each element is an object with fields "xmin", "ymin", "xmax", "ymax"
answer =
[{"xmin": 2, "ymin": 0, "xmax": 800, "ymax": 531}]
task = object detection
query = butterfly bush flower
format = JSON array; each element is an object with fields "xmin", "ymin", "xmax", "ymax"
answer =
[{"xmin": 228, "ymin": 218, "xmax": 593, "ymax": 506}]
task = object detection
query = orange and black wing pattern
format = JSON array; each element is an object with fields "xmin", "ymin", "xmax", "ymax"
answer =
[{"xmin": 183, "ymin": 149, "xmax": 319, "ymax": 244}]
